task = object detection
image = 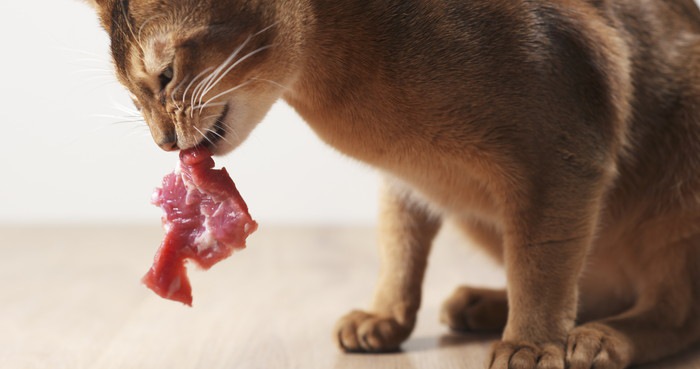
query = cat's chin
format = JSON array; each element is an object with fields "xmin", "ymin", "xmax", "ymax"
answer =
[
  {"xmin": 185, "ymin": 89, "xmax": 284, "ymax": 155},
  {"xmin": 209, "ymin": 93, "xmax": 284, "ymax": 156},
  {"xmin": 202, "ymin": 110, "xmax": 261, "ymax": 156}
]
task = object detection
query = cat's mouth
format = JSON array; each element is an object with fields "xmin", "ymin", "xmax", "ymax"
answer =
[{"xmin": 199, "ymin": 105, "xmax": 229, "ymax": 150}]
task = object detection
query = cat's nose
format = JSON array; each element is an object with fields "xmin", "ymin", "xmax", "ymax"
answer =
[{"xmin": 158, "ymin": 131, "xmax": 179, "ymax": 152}]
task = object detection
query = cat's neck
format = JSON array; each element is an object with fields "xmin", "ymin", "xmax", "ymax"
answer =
[{"xmin": 282, "ymin": 0, "xmax": 384, "ymax": 123}]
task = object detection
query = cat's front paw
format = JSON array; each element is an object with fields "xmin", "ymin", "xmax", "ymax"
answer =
[
  {"xmin": 487, "ymin": 340, "xmax": 565, "ymax": 369},
  {"xmin": 335, "ymin": 310, "xmax": 413, "ymax": 352},
  {"xmin": 566, "ymin": 323, "xmax": 632, "ymax": 369}
]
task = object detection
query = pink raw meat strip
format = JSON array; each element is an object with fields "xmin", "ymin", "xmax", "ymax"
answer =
[{"xmin": 143, "ymin": 147, "xmax": 258, "ymax": 305}]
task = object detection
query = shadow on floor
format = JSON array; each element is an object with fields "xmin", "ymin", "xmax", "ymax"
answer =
[
  {"xmin": 332, "ymin": 333, "xmax": 700, "ymax": 369},
  {"xmin": 402, "ymin": 332, "xmax": 500, "ymax": 352}
]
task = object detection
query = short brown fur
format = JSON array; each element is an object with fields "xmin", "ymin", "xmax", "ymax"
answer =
[{"xmin": 84, "ymin": 0, "xmax": 700, "ymax": 367}]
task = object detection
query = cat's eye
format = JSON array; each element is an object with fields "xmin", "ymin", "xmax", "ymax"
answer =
[{"xmin": 158, "ymin": 66, "xmax": 174, "ymax": 91}]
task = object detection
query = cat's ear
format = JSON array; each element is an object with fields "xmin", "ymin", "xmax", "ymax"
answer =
[
  {"xmin": 81, "ymin": 0, "xmax": 113, "ymax": 10},
  {"xmin": 81, "ymin": 0, "xmax": 117, "ymax": 31}
]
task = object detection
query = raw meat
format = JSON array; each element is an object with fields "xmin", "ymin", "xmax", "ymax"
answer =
[{"xmin": 143, "ymin": 147, "xmax": 258, "ymax": 305}]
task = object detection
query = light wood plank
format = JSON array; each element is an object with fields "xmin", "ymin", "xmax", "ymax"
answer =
[{"xmin": 1, "ymin": 225, "xmax": 698, "ymax": 368}]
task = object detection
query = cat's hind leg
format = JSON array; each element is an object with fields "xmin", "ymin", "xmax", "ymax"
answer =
[
  {"xmin": 440, "ymin": 286, "xmax": 508, "ymax": 332},
  {"xmin": 440, "ymin": 217, "xmax": 508, "ymax": 333}
]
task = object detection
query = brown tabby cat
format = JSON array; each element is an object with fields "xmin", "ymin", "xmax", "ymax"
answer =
[{"xmin": 83, "ymin": 0, "xmax": 700, "ymax": 368}]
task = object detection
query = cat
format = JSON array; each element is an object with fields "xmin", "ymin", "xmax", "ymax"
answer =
[{"xmin": 83, "ymin": 0, "xmax": 700, "ymax": 368}]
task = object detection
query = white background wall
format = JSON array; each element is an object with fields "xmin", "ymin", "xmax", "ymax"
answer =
[
  {"xmin": 3, "ymin": 1, "xmax": 700, "ymax": 226},
  {"xmin": 0, "ymin": 1, "xmax": 380, "ymax": 225}
]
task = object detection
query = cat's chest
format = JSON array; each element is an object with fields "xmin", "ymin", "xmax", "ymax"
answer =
[
  {"xmin": 286, "ymin": 98, "xmax": 400, "ymax": 164},
  {"xmin": 284, "ymin": 80, "xmax": 505, "ymax": 222},
  {"xmin": 291, "ymin": 104, "xmax": 501, "ymax": 220},
  {"xmin": 385, "ymin": 162, "xmax": 503, "ymax": 224}
]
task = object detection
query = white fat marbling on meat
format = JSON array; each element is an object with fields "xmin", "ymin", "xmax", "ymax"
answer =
[
  {"xmin": 194, "ymin": 224, "xmax": 217, "ymax": 253},
  {"xmin": 194, "ymin": 202, "xmax": 226, "ymax": 254},
  {"xmin": 167, "ymin": 276, "xmax": 181, "ymax": 298}
]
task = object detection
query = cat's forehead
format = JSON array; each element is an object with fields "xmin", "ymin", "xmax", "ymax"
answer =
[
  {"xmin": 104, "ymin": 0, "xmax": 265, "ymax": 87},
  {"xmin": 107, "ymin": 0, "xmax": 198, "ymax": 79}
]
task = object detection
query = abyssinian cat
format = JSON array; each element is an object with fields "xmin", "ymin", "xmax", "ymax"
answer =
[{"xmin": 83, "ymin": 0, "xmax": 700, "ymax": 368}]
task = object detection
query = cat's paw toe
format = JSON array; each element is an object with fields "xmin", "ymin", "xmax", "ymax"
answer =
[
  {"xmin": 566, "ymin": 324, "xmax": 632, "ymax": 369},
  {"xmin": 488, "ymin": 341, "xmax": 564, "ymax": 369},
  {"xmin": 440, "ymin": 286, "xmax": 508, "ymax": 332},
  {"xmin": 335, "ymin": 310, "xmax": 411, "ymax": 353}
]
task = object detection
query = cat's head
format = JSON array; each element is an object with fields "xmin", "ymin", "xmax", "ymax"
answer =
[{"xmin": 84, "ymin": 0, "xmax": 300, "ymax": 154}]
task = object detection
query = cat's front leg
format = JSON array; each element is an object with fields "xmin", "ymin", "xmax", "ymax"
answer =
[
  {"xmin": 487, "ymin": 170, "xmax": 609, "ymax": 369},
  {"xmin": 336, "ymin": 180, "xmax": 441, "ymax": 352}
]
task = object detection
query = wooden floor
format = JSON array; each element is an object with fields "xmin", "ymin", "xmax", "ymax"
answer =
[{"xmin": 2, "ymin": 225, "xmax": 699, "ymax": 369}]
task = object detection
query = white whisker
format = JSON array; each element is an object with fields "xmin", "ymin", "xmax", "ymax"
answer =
[
  {"xmin": 121, "ymin": 4, "xmax": 146, "ymax": 58},
  {"xmin": 79, "ymin": 76, "xmax": 119, "ymax": 84},
  {"xmin": 200, "ymin": 114, "xmax": 222, "ymax": 123},
  {"xmin": 191, "ymin": 68, "xmax": 221, "ymax": 117},
  {"xmin": 199, "ymin": 80, "xmax": 253, "ymax": 113},
  {"xmin": 109, "ymin": 120, "xmax": 146, "ymax": 125},
  {"xmin": 193, "ymin": 126, "xmax": 214, "ymax": 146},
  {"xmin": 198, "ymin": 43, "xmax": 272, "ymax": 112},
  {"xmin": 250, "ymin": 77, "xmax": 289, "ymax": 91},
  {"xmin": 171, "ymin": 74, "xmax": 190, "ymax": 111},
  {"xmin": 228, "ymin": 125, "xmax": 241, "ymax": 141},
  {"xmin": 182, "ymin": 67, "xmax": 215, "ymax": 111},
  {"xmin": 193, "ymin": 24, "xmax": 276, "ymax": 109},
  {"xmin": 206, "ymin": 128, "xmax": 234, "ymax": 146},
  {"xmin": 194, "ymin": 37, "xmax": 252, "ymax": 111},
  {"xmin": 192, "ymin": 102, "xmax": 227, "ymax": 111},
  {"xmin": 69, "ymin": 68, "xmax": 114, "ymax": 75},
  {"xmin": 253, "ymin": 22, "xmax": 279, "ymax": 37},
  {"xmin": 71, "ymin": 57, "xmax": 109, "ymax": 64},
  {"xmin": 93, "ymin": 114, "xmax": 142, "ymax": 120},
  {"xmin": 55, "ymin": 46, "xmax": 103, "ymax": 59},
  {"xmin": 111, "ymin": 101, "xmax": 142, "ymax": 117}
]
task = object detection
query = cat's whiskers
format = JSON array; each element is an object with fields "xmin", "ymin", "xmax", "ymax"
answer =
[
  {"xmin": 109, "ymin": 120, "xmax": 147, "ymax": 126},
  {"xmin": 193, "ymin": 23, "xmax": 276, "ymax": 112},
  {"xmin": 170, "ymin": 75, "xmax": 190, "ymax": 111},
  {"xmin": 197, "ymin": 44, "xmax": 273, "ymax": 113},
  {"xmin": 192, "ymin": 102, "xmax": 227, "ymax": 111},
  {"xmin": 92, "ymin": 111, "xmax": 146, "ymax": 134},
  {"xmin": 200, "ymin": 114, "xmax": 222, "ymax": 123},
  {"xmin": 72, "ymin": 57, "xmax": 110, "ymax": 64},
  {"xmin": 199, "ymin": 80, "xmax": 253, "ymax": 114},
  {"xmin": 112, "ymin": 101, "xmax": 142, "ymax": 117},
  {"xmin": 228, "ymin": 124, "xmax": 241, "ymax": 141},
  {"xmin": 196, "ymin": 45, "xmax": 273, "ymax": 116},
  {"xmin": 189, "ymin": 40, "xmax": 252, "ymax": 118},
  {"xmin": 56, "ymin": 46, "xmax": 104, "ymax": 59},
  {"xmin": 190, "ymin": 71, "xmax": 218, "ymax": 118},
  {"xmin": 93, "ymin": 113, "xmax": 142, "ymax": 120},
  {"xmin": 70, "ymin": 68, "xmax": 114, "ymax": 76},
  {"xmin": 200, "ymin": 45, "xmax": 272, "ymax": 114},
  {"xmin": 206, "ymin": 127, "xmax": 234, "ymax": 146},
  {"xmin": 194, "ymin": 36, "xmax": 253, "ymax": 110},
  {"xmin": 120, "ymin": 4, "xmax": 147, "ymax": 58},
  {"xmin": 187, "ymin": 23, "xmax": 277, "ymax": 117},
  {"xmin": 80, "ymin": 76, "xmax": 119, "ymax": 85},
  {"xmin": 253, "ymin": 22, "xmax": 279, "ymax": 38},
  {"xmin": 250, "ymin": 77, "xmax": 289, "ymax": 91},
  {"xmin": 193, "ymin": 126, "xmax": 215, "ymax": 147},
  {"xmin": 181, "ymin": 67, "xmax": 215, "ymax": 114},
  {"xmin": 81, "ymin": 81, "xmax": 121, "ymax": 92}
]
